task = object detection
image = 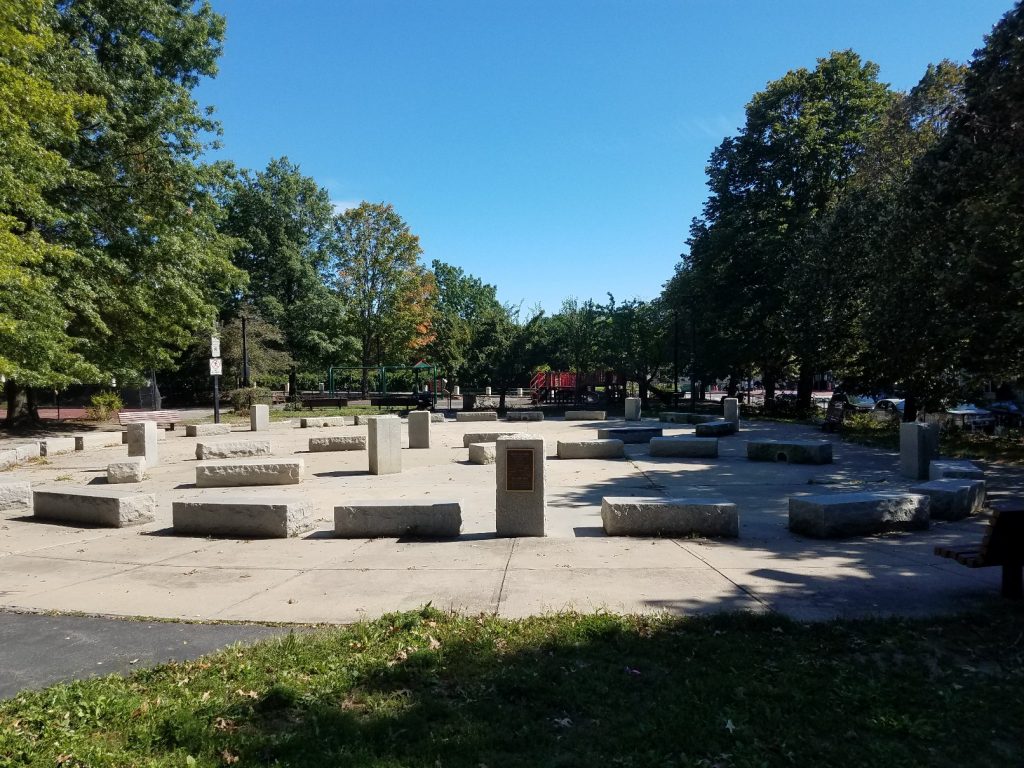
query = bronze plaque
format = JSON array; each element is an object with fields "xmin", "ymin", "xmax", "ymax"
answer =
[{"xmin": 506, "ymin": 448, "xmax": 535, "ymax": 492}]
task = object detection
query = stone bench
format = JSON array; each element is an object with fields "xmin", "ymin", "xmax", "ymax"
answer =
[
  {"xmin": 506, "ymin": 411, "xmax": 544, "ymax": 421},
  {"xmin": 564, "ymin": 410, "xmax": 606, "ymax": 420},
  {"xmin": 0, "ymin": 443, "xmax": 40, "ymax": 469},
  {"xmin": 649, "ymin": 436, "xmax": 718, "ymax": 458},
  {"xmin": 929, "ymin": 460, "xmax": 984, "ymax": 481},
  {"xmin": 33, "ymin": 487, "xmax": 155, "ymax": 527},
  {"xmin": 455, "ymin": 412, "xmax": 499, "ymax": 422},
  {"xmin": 430, "ymin": 412, "xmax": 446, "ymax": 423},
  {"xmin": 0, "ymin": 481, "xmax": 32, "ymax": 513},
  {"xmin": 195, "ymin": 458, "xmax": 303, "ymax": 487},
  {"xmin": 309, "ymin": 435, "xmax": 366, "ymax": 452},
  {"xmin": 40, "ymin": 437, "xmax": 77, "ymax": 456},
  {"xmin": 108, "ymin": 457, "xmax": 145, "ymax": 484},
  {"xmin": 596, "ymin": 426, "xmax": 663, "ymax": 444},
  {"xmin": 73, "ymin": 432, "xmax": 124, "ymax": 450},
  {"xmin": 468, "ymin": 443, "xmax": 497, "ymax": 464},
  {"xmin": 910, "ymin": 479, "xmax": 986, "ymax": 520},
  {"xmin": 185, "ymin": 423, "xmax": 231, "ymax": 437},
  {"xmin": 601, "ymin": 497, "xmax": 739, "ymax": 537},
  {"xmin": 195, "ymin": 439, "xmax": 272, "ymax": 460},
  {"xmin": 788, "ymin": 492, "xmax": 930, "ymax": 538},
  {"xmin": 300, "ymin": 416, "xmax": 350, "ymax": 428},
  {"xmin": 747, "ymin": 439, "xmax": 832, "ymax": 464},
  {"xmin": 120, "ymin": 429, "xmax": 167, "ymax": 444},
  {"xmin": 173, "ymin": 497, "xmax": 314, "ymax": 538},
  {"xmin": 462, "ymin": 431, "xmax": 520, "ymax": 448},
  {"xmin": 556, "ymin": 439, "xmax": 624, "ymax": 459},
  {"xmin": 659, "ymin": 412, "xmax": 718, "ymax": 425},
  {"xmin": 695, "ymin": 419, "xmax": 736, "ymax": 437},
  {"xmin": 334, "ymin": 500, "xmax": 462, "ymax": 538}
]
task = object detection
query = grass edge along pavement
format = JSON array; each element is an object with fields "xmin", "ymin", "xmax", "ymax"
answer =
[{"xmin": 1, "ymin": 607, "xmax": 1022, "ymax": 767}]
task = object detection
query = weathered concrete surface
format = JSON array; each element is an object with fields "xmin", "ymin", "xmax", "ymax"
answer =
[
  {"xmin": 624, "ymin": 397, "xmax": 641, "ymax": 421},
  {"xmin": 506, "ymin": 411, "xmax": 544, "ymax": 421},
  {"xmin": 747, "ymin": 439, "xmax": 832, "ymax": 464},
  {"xmin": 900, "ymin": 422, "xmax": 933, "ymax": 480},
  {"xmin": 788, "ymin": 492, "xmax": 930, "ymax": 538},
  {"xmin": 107, "ymin": 458, "xmax": 145, "ymax": 484},
  {"xmin": 695, "ymin": 420, "xmax": 736, "ymax": 437},
  {"xmin": 496, "ymin": 434, "xmax": 545, "ymax": 537},
  {"xmin": 173, "ymin": 497, "xmax": 313, "ymax": 538},
  {"xmin": 334, "ymin": 500, "xmax": 462, "ymax": 538},
  {"xmin": 468, "ymin": 443, "xmax": 497, "ymax": 465},
  {"xmin": 0, "ymin": 482, "xmax": 32, "ymax": 513},
  {"xmin": 195, "ymin": 458, "xmax": 304, "ymax": 487},
  {"xmin": 556, "ymin": 439, "xmax": 625, "ymax": 459},
  {"xmin": 127, "ymin": 422, "xmax": 159, "ymax": 467},
  {"xmin": 596, "ymin": 426, "xmax": 663, "ymax": 444},
  {"xmin": 250, "ymin": 404, "xmax": 270, "ymax": 432},
  {"xmin": 649, "ymin": 436, "xmax": 718, "ymax": 458},
  {"xmin": 601, "ymin": 497, "xmax": 738, "ymax": 537},
  {"xmin": 909, "ymin": 479, "xmax": 985, "ymax": 520},
  {"xmin": 462, "ymin": 431, "xmax": 520, "ymax": 448},
  {"xmin": 308, "ymin": 435, "xmax": 366, "ymax": 452},
  {"xmin": 456, "ymin": 412, "xmax": 499, "ymax": 422},
  {"xmin": 408, "ymin": 410, "xmax": 431, "ymax": 449},
  {"xmin": 185, "ymin": 423, "xmax": 231, "ymax": 437},
  {"xmin": 430, "ymin": 413, "xmax": 446, "ymax": 423},
  {"xmin": 40, "ymin": 437, "xmax": 76, "ymax": 456},
  {"xmin": 33, "ymin": 487, "xmax": 155, "ymax": 527},
  {"xmin": 195, "ymin": 439, "xmax": 272, "ymax": 460},
  {"xmin": 74, "ymin": 432, "xmax": 123, "ymax": 451},
  {"xmin": 565, "ymin": 410, "xmax": 606, "ymax": 420},
  {"xmin": 367, "ymin": 415, "xmax": 401, "ymax": 475},
  {"xmin": 929, "ymin": 460, "xmax": 984, "ymax": 481},
  {"xmin": 659, "ymin": 412, "xmax": 718, "ymax": 424},
  {"xmin": 300, "ymin": 416, "xmax": 349, "ymax": 428}
]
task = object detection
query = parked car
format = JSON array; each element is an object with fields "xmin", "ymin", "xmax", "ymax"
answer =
[
  {"xmin": 987, "ymin": 401, "xmax": 1023, "ymax": 428},
  {"xmin": 831, "ymin": 392, "xmax": 876, "ymax": 412},
  {"xmin": 874, "ymin": 398, "xmax": 905, "ymax": 416},
  {"xmin": 947, "ymin": 403, "xmax": 995, "ymax": 432}
]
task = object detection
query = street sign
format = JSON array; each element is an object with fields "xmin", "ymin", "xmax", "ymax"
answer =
[
  {"xmin": 210, "ymin": 336, "xmax": 221, "ymax": 358},
  {"xmin": 209, "ymin": 358, "xmax": 222, "ymax": 376}
]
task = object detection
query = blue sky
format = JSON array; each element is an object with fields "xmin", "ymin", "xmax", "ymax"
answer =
[{"xmin": 196, "ymin": 0, "xmax": 1013, "ymax": 313}]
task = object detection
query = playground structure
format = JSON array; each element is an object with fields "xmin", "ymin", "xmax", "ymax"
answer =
[
  {"xmin": 315, "ymin": 363, "xmax": 438, "ymax": 408},
  {"xmin": 530, "ymin": 371, "xmax": 626, "ymax": 406}
]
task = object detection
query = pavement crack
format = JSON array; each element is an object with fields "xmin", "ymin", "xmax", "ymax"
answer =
[
  {"xmin": 670, "ymin": 539, "xmax": 774, "ymax": 613},
  {"xmin": 494, "ymin": 538, "xmax": 517, "ymax": 615}
]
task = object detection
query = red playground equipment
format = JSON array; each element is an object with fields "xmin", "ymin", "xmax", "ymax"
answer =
[{"xmin": 530, "ymin": 371, "xmax": 624, "ymax": 405}]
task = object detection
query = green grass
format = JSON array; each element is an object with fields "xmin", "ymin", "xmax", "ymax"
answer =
[
  {"xmin": 191, "ymin": 405, "xmax": 410, "ymax": 425},
  {"xmin": 839, "ymin": 415, "xmax": 1024, "ymax": 465},
  {"xmin": 2, "ymin": 607, "xmax": 1023, "ymax": 767}
]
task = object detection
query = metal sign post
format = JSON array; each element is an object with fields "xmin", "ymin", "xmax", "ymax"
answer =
[{"xmin": 210, "ymin": 336, "xmax": 222, "ymax": 424}]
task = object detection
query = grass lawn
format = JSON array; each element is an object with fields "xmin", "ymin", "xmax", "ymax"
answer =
[
  {"xmin": 840, "ymin": 415, "xmax": 1024, "ymax": 465},
  {"xmin": 2, "ymin": 608, "xmax": 1022, "ymax": 767}
]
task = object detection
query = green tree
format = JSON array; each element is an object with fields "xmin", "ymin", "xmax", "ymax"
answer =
[
  {"xmin": 549, "ymin": 297, "xmax": 607, "ymax": 403},
  {"xmin": 604, "ymin": 296, "xmax": 668, "ymax": 407}
]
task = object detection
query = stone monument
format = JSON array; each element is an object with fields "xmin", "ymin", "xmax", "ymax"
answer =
[
  {"xmin": 408, "ymin": 410, "xmax": 430, "ymax": 449},
  {"xmin": 495, "ymin": 434, "xmax": 545, "ymax": 536},
  {"xmin": 250, "ymin": 403, "xmax": 270, "ymax": 431},
  {"xmin": 368, "ymin": 415, "xmax": 402, "ymax": 475},
  {"xmin": 624, "ymin": 397, "xmax": 641, "ymax": 421},
  {"xmin": 126, "ymin": 422, "xmax": 159, "ymax": 467}
]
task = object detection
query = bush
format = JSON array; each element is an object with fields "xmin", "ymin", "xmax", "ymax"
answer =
[
  {"xmin": 229, "ymin": 386, "xmax": 272, "ymax": 415},
  {"xmin": 85, "ymin": 391, "xmax": 124, "ymax": 421}
]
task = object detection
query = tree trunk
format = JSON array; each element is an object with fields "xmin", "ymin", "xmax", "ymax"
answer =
[
  {"xmin": 689, "ymin": 376, "xmax": 698, "ymax": 413},
  {"xmin": 727, "ymin": 375, "xmax": 738, "ymax": 398},
  {"xmin": 764, "ymin": 372, "xmax": 777, "ymax": 410},
  {"xmin": 639, "ymin": 378, "xmax": 649, "ymax": 409},
  {"xmin": 498, "ymin": 387, "xmax": 507, "ymax": 415},
  {"xmin": 5, "ymin": 381, "xmax": 38, "ymax": 426},
  {"xmin": 289, "ymin": 366, "xmax": 298, "ymax": 403},
  {"xmin": 796, "ymin": 364, "xmax": 814, "ymax": 412},
  {"xmin": 903, "ymin": 392, "xmax": 919, "ymax": 423}
]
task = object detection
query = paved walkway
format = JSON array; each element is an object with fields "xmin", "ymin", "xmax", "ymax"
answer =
[{"xmin": 0, "ymin": 416, "xmax": 1017, "ymax": 626}]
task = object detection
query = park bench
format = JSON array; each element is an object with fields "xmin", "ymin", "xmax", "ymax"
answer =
[
  {"xmin": 300, "ymin": 396, "xmax": 349, "ymax": 409},
  {"xmin": 117, "ymin": 409, "xmax": 183, "ymax": 430},
  {"xmin": 935, "ymin": 499, "xmax": 1023, "ymax": 599}
]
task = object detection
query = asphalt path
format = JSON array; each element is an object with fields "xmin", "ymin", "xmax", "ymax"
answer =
[{"xmin": 0, "ymin": 611, "xmax": 300, "ymax": 700}]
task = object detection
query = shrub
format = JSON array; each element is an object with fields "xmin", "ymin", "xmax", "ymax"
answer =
[
  {"xmin": 85, "ymin": 391, "xmax": 124, "ymax": 421},
  {"xmin": 229, "ymin": 386, "xmax": 272, "ymax": 415}
]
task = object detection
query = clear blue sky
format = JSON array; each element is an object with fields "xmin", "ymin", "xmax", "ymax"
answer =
[{"xmin": 196, "ymin": 0, "xmax": 1013, "ymax": 313}]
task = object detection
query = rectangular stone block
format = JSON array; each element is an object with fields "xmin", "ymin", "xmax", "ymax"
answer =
[
  {"xmin": 185, "ymin": 423, "xmax": 232, "ymax": 437},
  {"xmin": 455, "ymin": 411, "xmax": 499, "ymax": 422},
  {"xmin": 564, "ymin": 410, "xmax": 606, "ymax": 420},
  {"xmin": 195, "ymin": 439, "xmax": 272, "ymax": 460},
  {"xmin": 127, "ymin": 421, "xmax": 159, "ymax": 467},
  {"xmin": 462, "ymin": 431, "xmax": 520, "ymax": 448},
  {"xmin": 624, "ymin": 397, "xmax": 641, "ymax": 421},
  {"xmin": 334, "ymin": 500, "xmax": 462, "ymax": 538},
  {"xmin": 107, "ymin": 457, "xmax": 145, "ymax": 484},
  {"xmin": 910, "ymin": 479, "xmax": 985, "ymax": 521},
  {"xmin": 596, "ymin": 427, "xmax": 663, "ymax": 444},
  {"xmin": 0, "ymin": 482, "xmax": 32, "ymax": 513},
  {"xmin": 900, "ymin": 422, "xmax": 933, "ymax": 480},
  {"xmin": 196, "ymin": 458, "xmax": 304, "ymax": 487},
  {"xmin": 929, "ymin": 460, "xmax": 984, "ymax": 481},
  {"xmin": 496, "ymin": 435, "xmax": 545, "ymax": 537},
  {"xmin": 300, "ymin": 416, "xmax": 350, "ymax": 428},
  {"xmin": 747, "ymin": 440, "xmax": 832, "ymax": 464},
  {"xmin": 468, "ymin": 443, "xmax": 497, "ymax": 464},
  {"xmin": 723, "ymin": 398, "xmax": 740, "ymax": 427},
  {"xmin": 601, "ymin": 497, "xmax": 739, "ymax": 537},
  {"xmin": 430, "ymin": 412, "xmax": 446, "ymax": 423},
  {"xmin": 74, "ymin": 432, "xmax": 123, "ymax": 450},
  {"xmin": 12, "ymin": 442, "xmax": 40, "ymax": 462},
  {"xmin": 250, "ymin": 403, "xmax": 270, "ymax": 431},
  {"xmin": 368, "ymin": 415, "xmax": 402, "ymax": 475},
  {"xmin": 308, "ymin": 435, "xmax": 366, "ymax": 452},
  {"xmin": 649, "ymin": 436, "xmax": 718, "ymax": 458},
  {"xmin": 408, "ymin": 410, "xmax": 431, "ymax": 449},
  {"xmin": 659, "ymin": 412, "xmax": 718, "ymax": 424},
  {"xmin": 121, "ymin": 430, "xmax": 167, "ymax": 444},
  {"xmin": 33, "ymin": 487, "xmax": 155, "ymax": 527},
  {"xmin": 556, "ymin": 439, "xmax": 625, "ymax": 459},
  {"xmin": 0, "ymin": 450, "xmax": 18, "ymax": 470},
  {"xmin": 40, "ymin": 437, "xmax": 76, "ymax": 456},
  {"xmin": 173, "ymin": 497, "xmax": 314, "ymax": 538},
  {"xmin": 506, "ymin": 411, "xmax": 544, "ymax": 421},
  {"xmin": 485, "ymin": 386, "xmax": 492, "ymax": 395},
  {"xmin": 788, "ymin": 492, "xmax": 930, "ymax": 538},
  {"xmin": 695, "ymin": 419, "xmax": 736, "ymax": 437}
]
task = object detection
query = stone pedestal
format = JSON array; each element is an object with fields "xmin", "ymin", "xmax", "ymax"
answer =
[
  {"xmin": 495, "ymin": 434, "xmax": 545, "ymax": 537},
  {"xmin": 368, "ymin": 415, "xmax": 402, "ymax": 475},
  {"xmin": 517, "ymin": 388, "xmax": 524, "ymax": 396},
  {"xmin": 127, "ymin": 422, "xmax": 159, "ymax": 467},
  {"xmin": 624, "ymin": 397, "xmax": 641, "ymax": 421},
  {"xmin": 408, "ymin": 410, "xmax": 431, "ymax": 449},
  {"xmin": 250, "ymin": 404, "xmax": 270, "ymax": 431},
  {"xmin": 485, "ymin": 386, "xmax": 492, "ymax": 395},
  {"xmin": 453, "ymin": 385, "xmax": 461, "ymax": 397},
  {"xmin": 108, "ymin": 457, "xmax": 145, "ymax": 483},
  {"xmin": 723, "ymin": 398, "xmax": 740, "ymax": 428},
  {"xmin": 900, "ymin": 422, "xmax": 933, "ymax": 480}
]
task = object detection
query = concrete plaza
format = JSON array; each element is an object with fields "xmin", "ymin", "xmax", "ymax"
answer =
[{"xmin": 0, "ymin": 414, "xmax": 1017, "ymax": 624}]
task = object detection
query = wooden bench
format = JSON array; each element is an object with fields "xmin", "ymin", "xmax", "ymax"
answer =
[
  {"xmin": 117, "ymin": 409, "xmax": 183, "ymax": 430},
  {"xmin": 935, "ymin": 499, "xmax": 1023, "ymax": 599},
  {"xmin": 300, "ymin": 397, "xmax": 349, "ymax": 409}
]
